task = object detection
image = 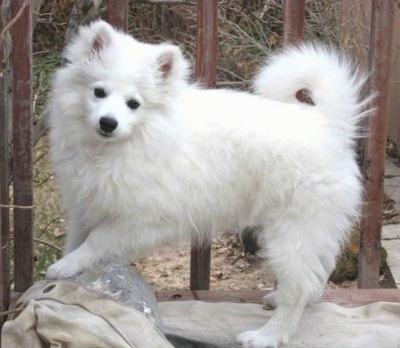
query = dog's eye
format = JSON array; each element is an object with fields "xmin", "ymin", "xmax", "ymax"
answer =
[
  {"xmin": 127, "ymin": 100, "xmax": 140, "ymax": 110},
  {"xmin": 94, "ymin": 88, "xmax": 106, "ymax": 98}
]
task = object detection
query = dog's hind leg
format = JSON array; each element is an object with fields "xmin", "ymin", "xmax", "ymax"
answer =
[{"xmin": 237, "ymin": 215, "xmax": 340, "ymax": 348}]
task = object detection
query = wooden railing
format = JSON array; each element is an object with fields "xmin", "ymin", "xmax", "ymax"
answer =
[{"xmin": 0, "ymin": 0, "xmax": 398, "ymax": 335}]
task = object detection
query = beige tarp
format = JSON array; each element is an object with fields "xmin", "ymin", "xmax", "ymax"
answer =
[
  {"xmin": 1, "ymin": 282, "xmax": 172, "ymax": 348},
  {"xmin": 159, "ymin": 300, "xmax": 400, "ymax": 348},
  {"xmin": 2, "ymin": 280, "xmax": 400, "ymax": 347}
]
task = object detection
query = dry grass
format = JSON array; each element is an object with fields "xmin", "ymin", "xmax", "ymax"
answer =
[
  {"xmin": 33, "ymin": 137, "xmax": 66, "ymax": 280},
  {"xmin": 127, "ymin": 0, "xmax": 344, "ymax": 87}
]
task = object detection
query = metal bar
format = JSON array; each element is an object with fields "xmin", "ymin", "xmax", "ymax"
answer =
[
  {"xmin": 11, "ymin": 0, "xmax": 34, "ymax": 292},
  {"xmin": 0, "ymin": 0, "xmax": 11, "ymax": 328},
  {"xmin": 107, "ymin": 0, "xmax": 129, "ymax": 31},
  {"xmin": 189, "ymin": 0, "xmax": 218, "ymax": 291},
  {"xmin": 283, "ymin": 0, "xmax": 305, "ymax": 46},
  {"xmin": 358, "ymin": 0, "xmax": 395, "ymax": 289}
]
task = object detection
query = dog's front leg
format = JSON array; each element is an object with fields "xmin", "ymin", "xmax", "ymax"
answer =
[
  {"xmin": 46, "ymin": 223, "xmax": 125, "ymax": 279},
  {"xmin": 63, "ymin": 207, "xmax": 91, "ymax": 254},
  {"xmin": 236, "ymin": 297, "xmax": 307, "ymax": 348}
]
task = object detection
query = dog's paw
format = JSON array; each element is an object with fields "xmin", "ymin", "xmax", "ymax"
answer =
[
  {"xmin": 262, "ymin": 292, "xmax": 277, "ymax": 310},
  {"xmin": 236, "ymin": 330, "xmax": 280, "ymax": 348},
  {"xmin": 46, "ymin": 257, "xmax": 83, "ymax": 279}
]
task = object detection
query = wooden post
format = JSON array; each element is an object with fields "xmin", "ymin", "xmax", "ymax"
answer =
[
  {"xmin": 283, "ymin": 0, "xmax": 305, "ymax": 45},
  {"xmin": 12, "ymin": 0, "xmax": 34, "ymax": 292},
  {"xmin": 195, "ymin": 0, "xmax": 218, "ymax": 88},
  {"xmin": 358, "ymin": 0, "xmax": 395, "ymax": 288},
  {"xmin": 0, "ymin": 0, "xmax": 11, "ymax": 326},
  {"xmin": 386, "ymin": 6, "xmax": 400, "ymax": 149},
  {"xmin": 283, "ymin": 0, "xmax": 306, "ymax": 103},
  {"xmin": 190, "ymin": 0, "xmax": 218, "ymax": 291},
  {"xmin": 107, "ymin": 0, "xmax": 129, "ymax": 31}
]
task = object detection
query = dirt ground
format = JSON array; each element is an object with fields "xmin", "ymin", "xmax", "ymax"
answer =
[
  {"xmin": 132, "ymin": 233, "xmax": 361, "ymax": 292},
  {"xmin": 133, "ymin": 233, "xmax": 276, "ymax": 292},
  {"xmin": 134, "ymin": 196, "xmax": 400, "ymax": 292}
]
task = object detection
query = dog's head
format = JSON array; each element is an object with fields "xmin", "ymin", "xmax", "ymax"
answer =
[{"xmin": 50, "ymin": 20, "xmax": 189, "ymax": 142}]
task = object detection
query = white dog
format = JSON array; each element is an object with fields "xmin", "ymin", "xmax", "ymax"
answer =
[{"xmin": 46, "ymin": 20, "xmax": 371, "ymax": 348}]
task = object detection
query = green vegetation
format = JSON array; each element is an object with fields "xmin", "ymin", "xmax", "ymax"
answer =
[{"xmin": 33, "ymin": 51, "xmax": 61, "ymax": 117}]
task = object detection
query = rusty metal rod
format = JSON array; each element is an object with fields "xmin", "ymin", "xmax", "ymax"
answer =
[
  {"xmin": 190, "ymin": 0, "xmax": 218, "ymax": 291},
  {"xmin": 358, "ymin": 0, "xmax": 395, "ymax": 289}
]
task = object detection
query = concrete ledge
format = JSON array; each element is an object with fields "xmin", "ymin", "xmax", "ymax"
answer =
[{"xmin": 382, "ymin": 224, "xmax": 400, "ymax": 288}]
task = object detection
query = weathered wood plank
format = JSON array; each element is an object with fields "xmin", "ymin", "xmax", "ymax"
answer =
[
  {"xmin": 107, "ymin": 0, "xmax": 128, "ymax": 31},
  {"xmin": 283, "ymin": 0, "xmax": 305, "ymax": 45},
  {"xmin": 157, "ymin": 289, "xmax": 400, "ymax": 307},
  {"xmin": 387, "ymin": 6, "xmax": 400, "ymax": 148},
  {"xmin": 0, "ymin": 0, "xmax": 11, "ymax": 328},
  {"xmin": 359, "ymin": 0, "xmax": 395, "ymax": 289},
  {"xmin": 11, "ymin": 0, "xmax": 34, "ymax": 292},
  {"xmin": 189, "ymin": 0, "xmax": 218, "ymax": 291}
]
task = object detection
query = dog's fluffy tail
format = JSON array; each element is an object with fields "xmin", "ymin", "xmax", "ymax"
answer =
[{"xmin": 253, "ymin": 44, "xmax": 373, "ymax": 142}]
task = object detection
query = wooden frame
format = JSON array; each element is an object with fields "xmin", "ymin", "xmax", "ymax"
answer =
[
  {"xmin": 157, "ymin": 288, "xmax": 400, "ymax": 307},
  {"xmin": 0, "ymin": 1, "xmax": 399, "ymax": 335}
]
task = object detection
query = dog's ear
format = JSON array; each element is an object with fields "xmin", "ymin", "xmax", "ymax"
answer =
[
  {"xmin": 89, "ymin": 21, "xmax": 113, "ymax": 54},
  {"xmin": 155, "ymin": 44, "xmax": 188, "ymax": 81},
  {"xmin": 64, "ymin": 20, "xmax": 114, "ymax": 63}
]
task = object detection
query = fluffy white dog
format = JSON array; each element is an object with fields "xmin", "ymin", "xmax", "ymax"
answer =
[{"xmin": 46, "ymin": 20, "xmax": 371, "ymax": 348}]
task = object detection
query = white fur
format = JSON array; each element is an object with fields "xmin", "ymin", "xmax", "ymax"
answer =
[{"xmin": 46, "ymin": 20, "xmax": 371, "ymax": 348}]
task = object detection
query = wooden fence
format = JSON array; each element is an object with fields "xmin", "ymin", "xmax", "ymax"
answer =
[
  {"xmin": 1, "ymin": 0, "xmax": 400, "ymax": 336},
  {"xmin": 385, "ymin": 5, "xmax": 400, "ymax": 150}
]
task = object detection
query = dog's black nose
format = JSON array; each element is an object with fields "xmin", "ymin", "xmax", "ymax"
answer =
[{"xmin": 99, "ymin": 116, "xmax": 118, "ymax": 133}]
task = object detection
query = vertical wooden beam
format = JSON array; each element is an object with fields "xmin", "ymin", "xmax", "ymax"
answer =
[
  {"xmin": 12, "ymin": 0, "xmax": 34, "ymax": 292},
  {"xmin": 0, "ymin": 0, "xmax": 11, "ymax": 327},
  {"xmin": 283, "ymin": 0, "xmax": 305, "ymax": 46},
  {"xmin": 195, "ymin": 0, "xmax": 218, "ymax": 87},
  {"xmin": 264, "ymin": 0, "xmax": 302, "ymax": 293},
  {"xmin": 107, "ymin": 0, "xmax": 129, "ymax": 31},
  {"xmin": 282, "ymin": 0, "xmax": 305, "ymax": 104},
  {"xmin": 190, "ymin": 242, "xmax": 212, "ymax": 291},
  {"xmin": 358, "ymin": 0, "xmax": 395, "ymax": 289},
  {"xmin": 386, "ymin": 7, "xmax": 400, "ymax": 149},
  {"xmin": 337, "ymin": 1, "xmax": 372, "ymax": 67},
  {"xmin": 190, "ymin": 0, "xmax": 218, "ymax": 291}
]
